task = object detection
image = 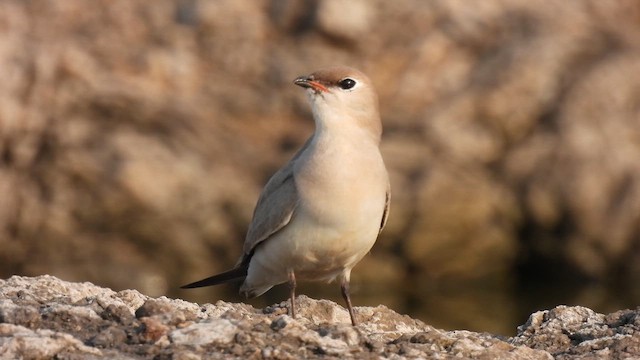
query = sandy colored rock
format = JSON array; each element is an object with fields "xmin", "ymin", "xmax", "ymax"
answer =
[
  {"xmin": 0, "ymin": 276, "xmax": 577, "ymax": 359},
  {"xmin": 0, "ymin": 0, "xmax": 639, "ymax": 333},
  {"xmin": 2, "ymin": 276, "xmax": 638, "ymax": 359},
  {"xmin": 513, "ymin": 305, "xmax": 640, "ymax": 359}
]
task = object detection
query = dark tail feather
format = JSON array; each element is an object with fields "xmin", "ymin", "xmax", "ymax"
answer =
[{"xmin": 181, "ymin": 266, "xmax": 248, "ymax": 289}]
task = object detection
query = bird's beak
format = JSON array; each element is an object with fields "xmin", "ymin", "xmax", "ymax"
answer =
[{"xmin": 294, "ymin": 76, "xmax": 329, "ymax": 93}]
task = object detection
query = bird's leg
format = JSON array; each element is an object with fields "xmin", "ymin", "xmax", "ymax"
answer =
[
  {"xmin": 287, "ymin": 269, "xmax": 297, "ymax": 319},
  {"xmin": 340, "ymin": 277, "xmax": 357, "ymax": 326}
]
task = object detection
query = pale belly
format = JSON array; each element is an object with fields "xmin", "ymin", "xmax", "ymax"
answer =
[
  {"xmin": 282, "ymin": 211, "xmax": 379, "ymax": 279},
  {"xmin": 253, "ymin": 211, "xmax": 378, "ymax": 271},
  {"xmin": 242, "ymin": 192, "xmax": 384, "ymax": 295}
]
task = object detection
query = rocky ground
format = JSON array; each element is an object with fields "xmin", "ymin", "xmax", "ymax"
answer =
[
  {"xmin": 1, "ymin": 276, "xmax": 638, "ymax": 359},
  {"xmin": 1, "ymin": 1, "xmax": 640, "ymax": 322}
]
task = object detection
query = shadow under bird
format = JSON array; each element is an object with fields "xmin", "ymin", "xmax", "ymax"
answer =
[{"xmin": 182, "ymin": 65, "xmax": 390, "ymax": 326}]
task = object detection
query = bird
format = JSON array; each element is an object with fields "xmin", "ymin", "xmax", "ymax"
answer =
[{"xmin": 181, "ymin": 66, "xmax": 390, "ymax": 326}]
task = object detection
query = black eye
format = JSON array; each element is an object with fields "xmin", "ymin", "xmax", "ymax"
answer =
[{"xmin": 338, "ymin": 78, "xmax": 357, "ymax": 90}]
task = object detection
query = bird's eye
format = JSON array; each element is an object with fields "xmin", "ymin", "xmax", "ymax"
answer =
[{"xmin": 338, "ymin": 78, "xmax": 357, "ymax": 90}]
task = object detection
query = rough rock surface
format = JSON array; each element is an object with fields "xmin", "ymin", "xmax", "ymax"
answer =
[
  {"xmin": 1, "ymin": 0, "xmax": 640, "ymax": 333},
  {"xmin": 1, "ymin": 276, "xmax": 638, "ymax": 359}
]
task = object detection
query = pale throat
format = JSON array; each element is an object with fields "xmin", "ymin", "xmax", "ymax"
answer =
[{"xmin": 309, "ymin": 100, "xmax": 380, "ymax": 145}]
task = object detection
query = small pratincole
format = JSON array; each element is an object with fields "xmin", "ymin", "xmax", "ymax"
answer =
[{"xmin": 182, "ymin": 66, "xmax": 390, "ymax": 326}]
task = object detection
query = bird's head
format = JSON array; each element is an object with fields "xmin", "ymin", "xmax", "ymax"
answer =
[{"xmin": 294, "ymin": 66, "xmax": 381, "ymax": 140}]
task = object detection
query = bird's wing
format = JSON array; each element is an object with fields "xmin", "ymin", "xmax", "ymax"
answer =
[
  {"xmin": 240, "ymin": 138, "xmax": 313, "ymax": 259},
  {"xmin": 379, "ymin": 182, "xmax": 391, "ymax": 234}
]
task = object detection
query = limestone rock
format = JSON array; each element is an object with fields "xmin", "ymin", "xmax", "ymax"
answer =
[
  {"xmin": 0, "ymin": 0, "xmax": 639, "ymax": 333},
  {"xmin": 2, "ymin": 275, "xmax": 639, "ymax": 359}
]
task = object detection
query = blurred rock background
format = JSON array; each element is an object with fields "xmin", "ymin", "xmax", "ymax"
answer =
[{"xmin": 0, "ymin": 0, "xmax": 639, "ymax": 335}]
